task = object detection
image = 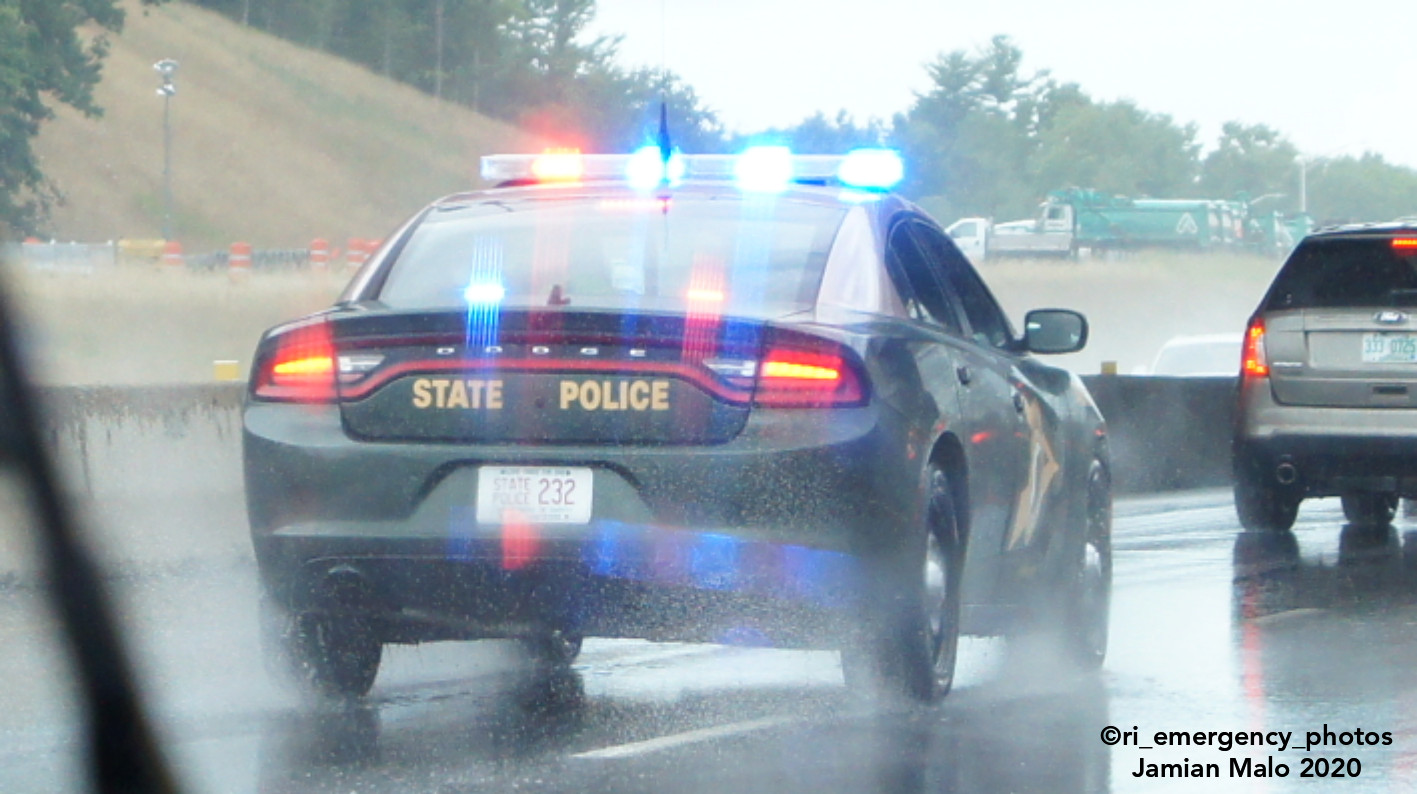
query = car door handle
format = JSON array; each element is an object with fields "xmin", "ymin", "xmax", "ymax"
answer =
[{"xmin": 956, "ymin": 365, "xmax": 972, "ymax": 385}]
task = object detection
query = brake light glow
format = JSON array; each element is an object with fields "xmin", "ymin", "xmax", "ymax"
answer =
[
  {"xmin": 273, "ymin": 355, "xmax": 334, "ymax": 377},
  {"xmin": 761, "ymin": 360, "xmax": 841, "ymax": 381},
  {"xmin": 753, "ymin": 345, "xmax": 864, "ymax": 407},
  {"xmin": 254, "ymin": 320, "xmax": 338, "ymax": 402},
  {"xmin": 686, "ymin": 287, "xmax": 725, "ymax": 303},
  {"xmin": 1393, "ymin": 238, "xmax": 1417, "ymax": 250},
  {"xmin": 530, "ymin": 149, "xmax": 584, "ymax": 182},
  {"xmin": 1242, "ymin": 318, "xmax": 1268, "ymax": 378}
]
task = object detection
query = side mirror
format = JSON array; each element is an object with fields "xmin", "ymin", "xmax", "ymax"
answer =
[{"xmin": 1024, "ymin": 309, "xmax": 1088, "ymax": 354}]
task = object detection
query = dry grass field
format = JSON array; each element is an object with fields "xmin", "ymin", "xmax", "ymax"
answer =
[
  {"xmin": 31, "ymin": 0, "xmax": 541, "ymax": 251},
  {"xmin": 985, "ymin": 252, "xmax": 1283, "ymax": 375},
  {"xmin": 9, "ymin": 266, "xmax": 342, "ymax": 384},
  {"xmin": 5, "ymin": 252, "xmax": 1283, "ymax": 386}
]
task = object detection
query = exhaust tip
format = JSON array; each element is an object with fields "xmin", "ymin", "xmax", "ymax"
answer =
[
  {"xmin": 320, "ymin": 564, "xmax": 371, "ymax": 607},
  {"xmin": 1275, "ymin": 461, "xmax": 1298, "ymax": 486}
]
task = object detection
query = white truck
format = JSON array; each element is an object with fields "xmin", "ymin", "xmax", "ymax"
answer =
[{"xmin": 945, "ymin": 215, "xmax": 1073, "ymax": 263}]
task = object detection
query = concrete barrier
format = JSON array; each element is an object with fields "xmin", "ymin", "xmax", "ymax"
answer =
[
  {"xmin": 0, "ymin": 377, "xmax": 1239, "ymax": 582},
  {"xmin": 1082, "ymin": 375, "xmax": 1236, "ymax": 494}
]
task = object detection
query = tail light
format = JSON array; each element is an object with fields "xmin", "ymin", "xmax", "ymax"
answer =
[
  {"xmin": 253, "ymin": 319, "xmax": 337, "ymax": 402},
  {"xmin": 752, "ymin": 335, "xmax": 866, "ymax": 407},
  {"xmin": 701, "ymin": 333, "xmax": 867, "ymax": 407},
  {"xmin": 1242, "ymin": 317, "xmax": 1268, "ymax": 378}
]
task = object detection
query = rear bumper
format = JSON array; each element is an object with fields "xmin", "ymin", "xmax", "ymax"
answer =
[
  {"xmin": 1236, "ymin": 379, "xmax": 1417, "ymax": 495},
  {"xmin": 244, "ymin": 400, "xmax": 915, "ymax": 645},
  {"xmin": 261, "ymin": 529, "xmax": 859, "ymax": 647}
]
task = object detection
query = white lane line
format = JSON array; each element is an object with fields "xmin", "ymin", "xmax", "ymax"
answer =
[{"xmin": 572, "ymin": 715, "xmax": 802, "ymax": 760}]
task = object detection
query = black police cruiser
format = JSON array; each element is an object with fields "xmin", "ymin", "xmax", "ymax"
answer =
[{"xmin": 244, "ymin": 146, "xmax": 1112, "ymax": 702}]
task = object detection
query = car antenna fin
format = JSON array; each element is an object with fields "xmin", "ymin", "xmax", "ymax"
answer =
[{"xmin": 657, "ymin": 100, "xmax": 672, "ymax": 170}]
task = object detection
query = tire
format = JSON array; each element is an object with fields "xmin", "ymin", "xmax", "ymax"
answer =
[
  {"xmin": 522, "ymin": 630, "xmax": 583, "ymax": 667},
  {"xmin": 1342, "ymin": 492, "xmax": 1398, "ymax": 526},
  {"xmin": 1234, "ymin": 458, "xmax": 1299, "ymax": 533},
  {"xmin": 843, "ymin": 464, "xmax": 962, "ymax": 703},
  {"xmin": 261, "ymin": 597, "xmax": 382, "ymax": 698},
  {"xmin": 1061, "ymin": 461, "xmax": 1112, "ymax": 670}
]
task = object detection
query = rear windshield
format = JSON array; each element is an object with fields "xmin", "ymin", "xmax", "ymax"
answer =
[
  {"xmin": 375, "ymin": 195, "xmax": 847, "ymax": 317},
  {"xmin": 1264, "ymin": 238, "xmax": 1417, "ymax": 310}
]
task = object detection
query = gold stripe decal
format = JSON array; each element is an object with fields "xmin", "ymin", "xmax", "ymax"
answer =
[{"xmin": 409, "ymin": 377, "xmax": 671, "ymax": 411}]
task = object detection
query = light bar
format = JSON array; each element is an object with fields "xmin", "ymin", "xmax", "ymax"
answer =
[
  {"xmin": 480, "ymin": 148, "xmax": 904, "ymax": 191},
  {"xmin": 735, "ymin": 146, "xmax": 794, "ymax": 193},
  {"xmin": 838, "ymin": 149, "xmax": 904, "ymax": 190},
  {"xmin": 1393, "ymin": 238, "xmax": 1417, "ymax": 250},
  {"xmin": 627, "ymin": 145, "xmax": 687, "ymax": 190},
  {"xmin": 530, "ymin": 149, "xmax": 584, "ymax": 182}
]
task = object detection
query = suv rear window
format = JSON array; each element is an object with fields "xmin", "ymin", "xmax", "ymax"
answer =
[
  {"xmin": 1264, "ymin": 237, "xmax": 1417, "ymax": 310},
  {"xmin": 376, "ymin": 195, "xmax": 847, "ymax": 318}
]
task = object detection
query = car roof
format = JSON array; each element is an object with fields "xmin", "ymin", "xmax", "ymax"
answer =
[{"xmin": 1305, "ymin": 220, "xmax": 1417, "ymax": 239}]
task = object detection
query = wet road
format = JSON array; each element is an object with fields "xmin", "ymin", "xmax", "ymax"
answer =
[{"xmin": 6, "ymin": 489, "xmax": 1417, "ymax": 793}]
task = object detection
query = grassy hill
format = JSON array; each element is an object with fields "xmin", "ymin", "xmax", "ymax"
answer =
[{"xmin": 31, "ymin": 0, "xmax": 540, "ymax": 251}]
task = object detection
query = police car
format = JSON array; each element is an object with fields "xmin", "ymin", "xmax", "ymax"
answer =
[{"xmin": 244, "ymin": 146, "xmax": 1112, "ymax": 702}]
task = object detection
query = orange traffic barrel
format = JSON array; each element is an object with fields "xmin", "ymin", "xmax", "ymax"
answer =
[
  {"xmin": 161, "ymin": 240, "xmax": 184, "ymax": 269},
  {"xmin": 229, "ymin": 241, "xmax": 252, "ymax": 280},
  {"xmin": 309, "ymin": 238, "xmax": 330, "ymax": 272},
  {"xmin": 346, "ymin": 237, "xmax": 366, "ymax": 271}
]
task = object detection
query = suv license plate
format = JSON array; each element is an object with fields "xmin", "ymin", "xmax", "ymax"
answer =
[
  {"xmin": 1362, "ymin": 333, "xmax": 1417, "ymax": 364},
  {"xmin": 476, "ymin": 467, "xmax": 593, "ymax": 524}
]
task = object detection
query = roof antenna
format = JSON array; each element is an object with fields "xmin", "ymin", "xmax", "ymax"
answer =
[
  {"xmin": 655, "ymin": 0, "xmax": 672, "ymax": 178},
  {"xmin": 657, "ymin": 100, "xmax": 672, "ymax": 169}
]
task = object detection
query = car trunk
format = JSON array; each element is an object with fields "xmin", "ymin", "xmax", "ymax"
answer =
[
  {"xmin": 330, "ymin": 307, "xmax": 769, "ymax": 444},
  {"xmin": 1266, "ymin": 309, "xmax": 1417, "ymax": 408}
]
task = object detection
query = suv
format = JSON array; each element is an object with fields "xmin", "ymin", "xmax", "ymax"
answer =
[{"xmin": 1234, "ymin": 224, "xmax": 1417, "ymax": 531}]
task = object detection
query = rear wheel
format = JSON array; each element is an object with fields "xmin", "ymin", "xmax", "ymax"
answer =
[
  {"xmin": 1061, "ymin": 461, "xmax": 1112, "ymax": 669},
  {"xmin": 1234, "ymin": 457, "xmax": 1299, "ymax": 532},
  {"xmin": 1342, "ymin": 492, "xmax": 1398, "ymax": 526},
  {"xmin": 522, "ymin": 630, "xmax": 583, "ymax": 667},
  {"xmin": 843, "ymin": 464, "xmax": 962, "ymax": 703},
  {"xmin": 261, "ymin": 597, "xmax": 382, "ymax": 697}
]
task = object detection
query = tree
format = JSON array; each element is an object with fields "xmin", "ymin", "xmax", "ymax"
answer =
[
  {"xmin": 1305, "ymin": 153, "xmax": 1417, "ymax": 225},
  {"xmin": 1200, "ymin": 122, "xmax": 1299, "ymax": 208},
  {"xmin": 1030, "ymin": 100, "xmax": 1200, "ymax": 198},
  {"xmin": 1, "ymin": 0, "xmax": 160, "ymax": 237},
  {"xmin": 891, "ymin": 35, "xmax": 1063, "ymax": 221},
  {"xmin": 740, "ymin": 110, "xmax": 885, "ymax": 155}
]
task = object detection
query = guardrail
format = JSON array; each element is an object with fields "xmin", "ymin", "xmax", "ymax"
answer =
[{"xmin": 0, "ymin": 377, "xmax": 1237, "ymax": 581}]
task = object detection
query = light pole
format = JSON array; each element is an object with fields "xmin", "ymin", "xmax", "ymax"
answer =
[{"xmin": 154, "ymin": 59, "xmax": 178, "ymax": 240}]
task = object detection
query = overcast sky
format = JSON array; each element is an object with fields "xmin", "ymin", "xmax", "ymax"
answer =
[{"xmin": 587, "ymin": 0, "xmax": 1416, "ymax": 169}]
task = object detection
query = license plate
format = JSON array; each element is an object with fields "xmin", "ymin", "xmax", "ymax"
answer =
[
  {"xmin": 1362, "ymin": 333, "xmax": 1417, "ymax": 363},
  {"xmin": 476, "ymin": 466, "xmax": 593, "ymax": 524}
]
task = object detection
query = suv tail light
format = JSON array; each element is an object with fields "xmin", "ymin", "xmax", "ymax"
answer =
[
  {"xmin": 1242, "ymin": 317, "xmax": 1268, "ymax": 378},
  {"xmin": 253, "ymin": 320, "xmax": 337, "ymax": 402}
]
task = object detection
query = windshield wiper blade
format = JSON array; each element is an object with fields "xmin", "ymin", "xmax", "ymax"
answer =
[{"xmin": 0, "ymin": 289, "xmax": 180, "ymax": 794}]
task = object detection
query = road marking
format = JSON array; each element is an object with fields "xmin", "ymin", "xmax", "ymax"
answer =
[{"xmin": 572, "ymin": 715, "xmax": 801, "ymax": 760}]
